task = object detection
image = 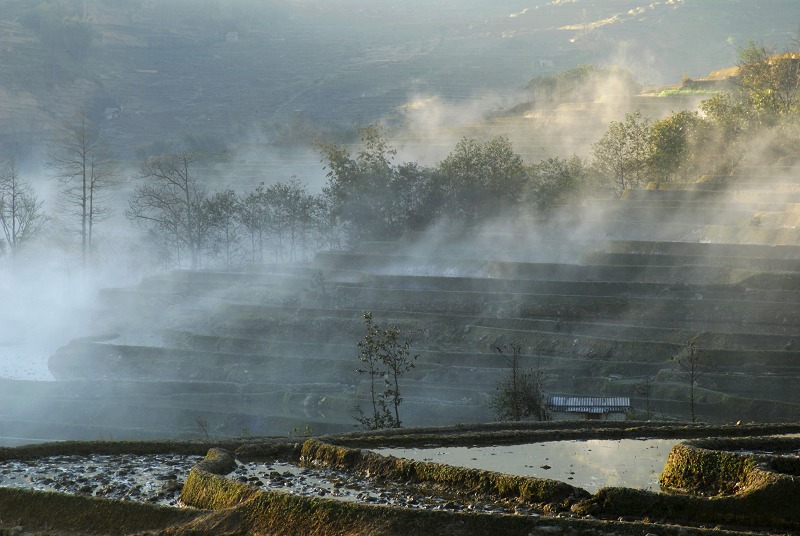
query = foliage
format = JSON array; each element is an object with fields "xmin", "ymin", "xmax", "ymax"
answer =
[
  {"xmin": 737, "ymin": 42, "xmax": 800, "ymax": 119},
  {"xmin": 527, "ymin": 155, "xmax": 587, "ymax": 212},
  {"xmin": 129, "ymin": 159, "xmax": 328, "ymax": 270},
  {"xmin": 490, "ymin": 344, "xmax": 547, "ymax": 422},
  {"xmin": 318, "ymin": 125, "xmax": 444, "ymax": 243},
  {"xmin": 354, "ymin": 312, "xmax": 417, "ymax": 430},
  {"xmin": 591, "ymin": 111, "xmax": 652, "ymax": 195},
  {"xmin": 648, "ymin": 42, "xmax": 800, "ymax": 178},
  {"xmin": 647, "ymin": 110, "xmax": 703, "ymax": 181},
  {"xmin": 318, "ymin": 125, "xmax": 398, "ymax": 243},
  {"xmin": 438, "ymin": 136, "xmax": 526, "ymax": 224}
]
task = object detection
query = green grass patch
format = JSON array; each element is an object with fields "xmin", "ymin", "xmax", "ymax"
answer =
[{"xmin": 657, "ymin": 88, "xmax": 721, "ymax": 97}]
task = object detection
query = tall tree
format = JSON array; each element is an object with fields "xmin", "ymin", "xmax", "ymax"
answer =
[
  {"xmin": 47, "ymin": 111, "xmax": 116, "ymax": 269},
  {"xmin": 266, "ymin": 180, "xmax": 318, "ymax": 262},
  {"xmin": 239, "ymin": 182, "xmax": 270, "ymax": 264},
  {"xmin": 318, "ymin": 125, "xmax": 401, "ymax": 243},
  {"xmin": 438, "ymin": 135, "xmax": 526, "ymax": 224},
  {"xmin": 591, "ymin": 110, "xmax": 652, "ymax": 196},
  {"xmin": 648, "ymin": 111, "xmax": 702, "ymax": 182},
  {"xmin": 674, "ymin": 341, "xmax": 705, "ymax": 423},
  {"xmin": 0, "ymin": 157, "xmax": 46, "ymax": 258},
  {"xmin": 527, "ymin": 155, "xmax": 587, "ymax": 212},
  {"xmin": 354, "ymin": 312, "xmax": 417, "ymax": 430},
  {"xmin": 390, "ymin": 162, "xmax": 441, "ymax": 232},
  {"xmin": 201, "ymin": 189, "xmax": 242, "ymax": 269},
  {"xmin": 737, "ymin": 42, "xmax": 800, "ymax": 119},
  {"xmin": 127, "ymin": 151, "xmax": 207, "ymax": 269},
  {"xmin": 490, "ymin": 343, "xmax": 547, "ymax": 422}
]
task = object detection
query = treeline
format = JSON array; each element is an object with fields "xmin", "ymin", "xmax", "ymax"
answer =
[
  {"xmin": 123, "ymin": 130, "xmax": 589, "ymax": 269},
  {"xmin": 593, "ymin": 42, "xmax": 800, "ymax": 193},
  {"xmin": 126, "ymin": 152, "xmax": 329, "ymax": 269},
  {"xmin": 2, "ymin": 42, "xmax": 799, "ymax": 270}
]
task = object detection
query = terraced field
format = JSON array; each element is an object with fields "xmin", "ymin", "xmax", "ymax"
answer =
[{"xmin": 2, "ymin": 176, "xmax": 800, "ymax": 443}]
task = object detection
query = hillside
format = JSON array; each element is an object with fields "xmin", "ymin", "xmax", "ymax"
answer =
[
  {"xmin": 2, "ymin": 0, "xmax": 800, "ymax": 162},
  {"xmin": 0, "ymin": 169, "xmax": 795, "ymax": 443},
  {"xmin": 1, "ymin": 1, "xmax": 800, "ymax": 445}
]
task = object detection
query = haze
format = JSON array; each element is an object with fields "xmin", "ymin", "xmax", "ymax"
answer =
[{"xmin": 1, "ymin": 0, "xmax": 800, "ymax": 444}]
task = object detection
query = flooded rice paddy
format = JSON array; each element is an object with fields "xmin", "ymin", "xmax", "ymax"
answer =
[
  {"xmin": 0, "ymin": 438, "xmax": 680, "ymax": 510},
  {"xmin": 377, "ymin": 438, "xmax": 679, "ymax": 493}
]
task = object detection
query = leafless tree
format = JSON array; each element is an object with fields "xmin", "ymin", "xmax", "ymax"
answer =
[
  {"xmin": 126, "ymin": 151, "xmax": 208, "ymax": 269},
  {"xmin": 0, "ymin": 156, "xmax": 46, "ymax": 258},
  {"xmin": 491, "ymin": 343, "xmax": 548, "ymax": 422},
  {"xmin": 674, "ymin": 341, "xmax": 705, "ymax": 423},
  {"xmin": 47, "ymin": 112, "xmax": 116, "ymax": 269}
]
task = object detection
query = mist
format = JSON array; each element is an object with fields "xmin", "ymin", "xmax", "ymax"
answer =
[{"xmin": 1, "ymin": 0, "xmax": 800, "ymax": 445}]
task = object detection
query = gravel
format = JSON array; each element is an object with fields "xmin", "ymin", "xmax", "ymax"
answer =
[
  {"xmin": 0, "ymin": 454, "xmax": 202, "ymax": 506},
  {"xmin": 0, "ymin": 454, "xmax": 538, "ymax": 515}
]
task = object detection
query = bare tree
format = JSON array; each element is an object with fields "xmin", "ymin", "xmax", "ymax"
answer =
[
  {"xmin": 126, "ymin": 151, "xmax": 208, "ymax": 269},
  {"xmin": 47, "ymin": 111, "xmax": 116, "ymax": 268},
  {"xmin": 491, "ymin": 343, "xmax": 548, "ymax": 422},
  {"xmin": 674, "ymin": 341, "xmax": 704, "ymax": 423},
  {"xmin": 0, "ymin": 156, "xmax": 46, "ymax": 258}
]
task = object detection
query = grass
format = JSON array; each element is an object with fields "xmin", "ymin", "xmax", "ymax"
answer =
[
  {"xmin": 657, "ymin": 88, "xmax": 722, "ymax": 97},
  {"xmin": 2, "ymin": 426, "xmax": 800, "ymax": 534},
  {"xmin": 574, "ymin": 436, "xmax": 800, "ymax": 530}
]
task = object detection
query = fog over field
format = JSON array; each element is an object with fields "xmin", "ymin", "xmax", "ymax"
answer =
[{"xmin": 1, "ymin": 0, "xmax": 800, "ymax": 444}]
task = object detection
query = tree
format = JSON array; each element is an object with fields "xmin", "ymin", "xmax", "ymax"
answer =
[
  {"xmin": 201, "ymin": 189, "xmax": 242, "ymax": 269},
  {"xmin": 490, "ymin": 343, "xmax": 547, "ymax": 422},
  {"xmin": 737, "ymin": 42, "xmax": 800, "ymax": 119},
  {"xmin": 527, "ymin": 155, "xmax": 587, "ymax": 212},
  {"xmin": 318, "ymin": 125, "xmax": 402, "ymax": 243},
  {"xmin": 0, "ymin": 157, "xmax": 46, "ymax": 258},
  {"xmin": 239, "ymin": 182, "xmax": 270, "ymax": 264},
  {"xmin": 673, "ymin": 341, "xmax": 705, "ymax": 423},
  {"xmin": 355, "ymin": 312, "xmax": 393, "ymax": 430},
  {"xmin": 126, "ymin": 151, "xmax": 208, "ymax": 269},
  {"xmin": 379, "ymin": 323, "xmax": 418, "ymax": 427},
  {"xmin": 438, "ymin": 136, "xmax": 526, "ymax": 224},
  {"xmin": 591, "ymin": 111, "xmax": 652, "ymax": 196},
  {"xmin": 266, "ymin": 180, "xmax": 322, "ymax": 262},
  {"xmin": 647, "ymin": 111, "xmax": 702, "ymax": 182},
  {"xmin": 695, "ymin": 93, "xmax": 752, "ymax": 176},
  {"xmin": 391, "ymin": 162, "xmax": 442, "ymax": 232},
  {"xmin": 47, "ymin": 111, "xmax": 116, "ymax": 269},
  {"xmin": 354, "ymin": 312, "xmax": 417, "ymax": 430}
]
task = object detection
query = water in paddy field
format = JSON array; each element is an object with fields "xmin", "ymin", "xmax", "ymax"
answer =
[
  {"xmin": 377, "ymin": 438, "xmax": 679, "ymax": 493},
  {"xmin": 0, "ymin": 343, "xmax": 55, "ymax": 381}
]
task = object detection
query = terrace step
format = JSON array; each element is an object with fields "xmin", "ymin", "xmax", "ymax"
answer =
[
  {"xmin": 624, "ymin": 188, "xmax": 800, "ymax": 204},
  {"xmin": 33, "ymin": 182, "xmax": 800, "ymax": 437}
]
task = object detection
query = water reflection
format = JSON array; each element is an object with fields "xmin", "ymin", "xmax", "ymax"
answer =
[{"xmin": 377, "ymin": 438, "xmax": 678, "ymax": 493}]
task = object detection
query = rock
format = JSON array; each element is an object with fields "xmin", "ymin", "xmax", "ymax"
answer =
[{"xmin": 197, "ymin": 448, "xmax": 237, "ymax": 475}]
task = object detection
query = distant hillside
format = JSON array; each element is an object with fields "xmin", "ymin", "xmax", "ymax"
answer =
[{"xmin": 1, "ymin": 0, "xmax": 800, "ymax": 162}]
